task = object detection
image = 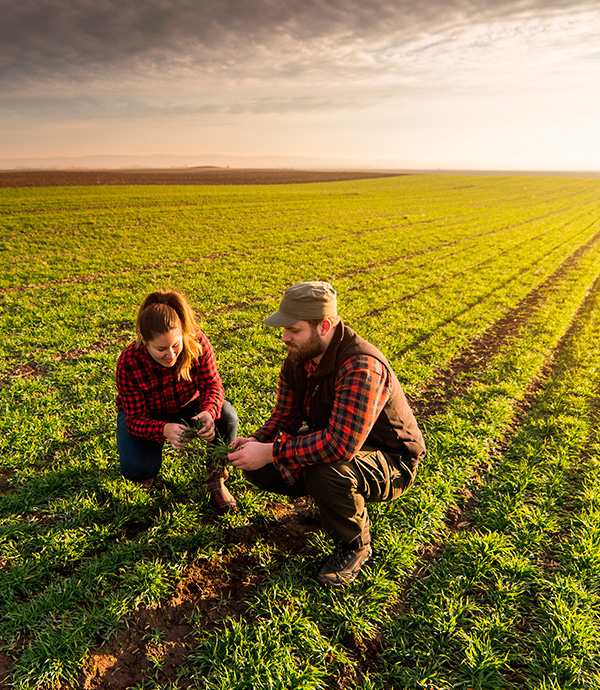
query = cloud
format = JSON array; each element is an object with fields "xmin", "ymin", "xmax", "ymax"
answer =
[
  {"xmin": 2, "ymin": 0, "xmax": 595, "ymax": 82},
  {"xmin": 1, "ymin": 0, "xmax": 598, "ymax": 134}
]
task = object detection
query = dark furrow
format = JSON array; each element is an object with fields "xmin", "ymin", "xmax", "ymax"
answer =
[
  {"xmin": 411, "ymin": 225, "xmax": 600, "ymax": 418},
  {"xmin": 360, "ymin": 215, "xmax": 595, "ymax": 319}
]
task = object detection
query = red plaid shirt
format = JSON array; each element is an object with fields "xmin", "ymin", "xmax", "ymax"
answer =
[
  {"xmin": 116, "ymin": 330, "xmax": 224, "ymax": 442},
  {"xmin": 253, "ymin": 355, "xmax": 391, "ymax": 484}
]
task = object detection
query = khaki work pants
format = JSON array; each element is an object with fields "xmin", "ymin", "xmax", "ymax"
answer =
[{"xmin": 243, "ymin": 447, "xmax": 417, "ymax": 545}]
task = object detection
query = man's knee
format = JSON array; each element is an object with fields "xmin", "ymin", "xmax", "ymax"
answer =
[
  {"xmin": 244, "ymin": 466, "xmax": 308, "ymax": 497},
  {"xmin": 304, "ymin": 461, "xmax": 358, "ymax": 500}
]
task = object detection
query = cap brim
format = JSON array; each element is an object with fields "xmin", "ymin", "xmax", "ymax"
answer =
[{"xmin": 262, "ymin": 310, "xmax": 300, "ymax": 327}]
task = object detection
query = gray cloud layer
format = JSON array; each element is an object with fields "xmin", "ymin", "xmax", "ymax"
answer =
[
  {"xmin": 2, "ymin": 0, "xmax": 594, "ymax": 83},
  {"xmin": 1, "ymin": 0, "xmax": 597, "ymax": 127}
]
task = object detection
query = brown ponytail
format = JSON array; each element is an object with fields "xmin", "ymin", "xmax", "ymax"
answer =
[{"xmin": 135, "ymin": 290, "xmax": 202, "ymax": 381}]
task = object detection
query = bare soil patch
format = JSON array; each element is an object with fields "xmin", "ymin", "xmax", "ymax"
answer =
[
  {"xmin": 0, "ymin": 470, "xmax": 13, "ymax": 495},
  {"xmin": 79, "ymin": 499, "xmax": 319, "ymax": 690},
  {"xmin": 0, "ymin": 651, "xmax": 13, "ymax": 688},
  {"xmin": 0, "ymin": 168, "xmax": 405, "ymax": 188}
]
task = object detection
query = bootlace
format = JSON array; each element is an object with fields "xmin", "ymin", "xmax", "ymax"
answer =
[{"xmin": 328, "ymin": 543, "xmax": 354, "ymax": 570}]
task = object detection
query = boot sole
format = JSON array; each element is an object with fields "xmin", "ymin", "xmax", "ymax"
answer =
[{"xmin": 316, "ymin": 549, "xmax": 372, "ymax": 588}]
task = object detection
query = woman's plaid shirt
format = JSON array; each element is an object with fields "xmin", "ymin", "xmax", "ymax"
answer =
[
  {"xmin": 116, "ymin": 331, "xmax": 224, "ymax": 442},
  {"xmin": 253, "ymin": 354, "xmax": 391, "ymax": 485}
]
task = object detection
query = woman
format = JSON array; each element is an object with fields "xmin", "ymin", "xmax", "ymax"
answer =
[{"xmin": 116, "ymin": 290, "xmax": 238, "ymax": 513}]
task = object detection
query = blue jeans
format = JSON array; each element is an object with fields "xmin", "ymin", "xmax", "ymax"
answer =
[{"xmin": 117, "ymin": 400, "xmax": 239, "ymax": 483}]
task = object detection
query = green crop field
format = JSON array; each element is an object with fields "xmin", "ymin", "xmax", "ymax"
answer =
[{"xmin": 1, "ymin": 173, "xmax": 600, "ymax": 689}]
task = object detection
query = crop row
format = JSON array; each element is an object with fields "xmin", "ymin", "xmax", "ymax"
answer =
[
  {"xmin": 1, "ymin": 174, "xmax": 600, "ymax": 688},
  {"xmin": 0, "ymin": 175, "xmax": 597, "ymax": 288},
  {"xmin": 376, "ymin": 268, "xmax": 600, "ymax": 688}
]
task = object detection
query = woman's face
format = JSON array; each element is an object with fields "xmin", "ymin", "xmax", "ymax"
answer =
[{"xmin": 146, "ymin": 328, "xmax": 183, "ymax": 367}]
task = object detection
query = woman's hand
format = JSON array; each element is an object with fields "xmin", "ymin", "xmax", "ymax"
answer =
[
  {"xmin": 163, "ymin": 422, "xmax": 188, "ymax": 450},
  {"xmin": 228, "ymin": 440, "xmax": 273, "ymax": 471},
  {"xmin": 191, "ymin": 411, "xmax": 216, "ymax": 442}
]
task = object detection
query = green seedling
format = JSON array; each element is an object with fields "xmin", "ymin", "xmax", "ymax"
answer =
[
  {"xmin": 180, "ymin": 417, "xmax": 205, "ymax": 442},
  {"xmin": 207, "ymin": 438, "xmax": 232, "ymax": 470},
  {"xmin": 4, "ymin": 175, "xmax": 600, "ymax": 690},
  {"xmin": 180, "ymin": 418, "xmax": 231, "ymax": 470}
]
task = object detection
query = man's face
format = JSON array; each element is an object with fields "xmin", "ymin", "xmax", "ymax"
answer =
[{"xmin": 281, "ymin": 320, "xmax": 326, "ymax": 363}]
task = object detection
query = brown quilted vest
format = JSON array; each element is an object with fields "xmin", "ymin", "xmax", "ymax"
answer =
[{"xmin": 282, "ymin": 321, "xmax": 426, "ymax": 470}]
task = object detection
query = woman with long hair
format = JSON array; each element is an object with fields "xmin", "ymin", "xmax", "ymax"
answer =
[{"xmin": 116, "ymin": 290, "xmax": 238, "ymax": 513}]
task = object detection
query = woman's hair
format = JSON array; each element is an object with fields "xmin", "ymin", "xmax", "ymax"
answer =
[{"xmin": 135, "ymin": 290, "xmax": 202, "ymax": 381}]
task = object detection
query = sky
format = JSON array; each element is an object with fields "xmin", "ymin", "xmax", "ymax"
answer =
[{"xmin": 1, "ymin": 0, "xmax": 599, "ymax": 171}]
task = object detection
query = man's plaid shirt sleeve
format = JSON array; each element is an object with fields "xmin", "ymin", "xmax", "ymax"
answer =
[{"xmin": 271, "ymin": 355, "xmax": 391, "ymax": 484}]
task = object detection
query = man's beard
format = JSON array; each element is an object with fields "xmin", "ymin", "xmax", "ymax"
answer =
[{"xmin": 287, "ymin": 330, "xmax": 326, "ymax": 363}]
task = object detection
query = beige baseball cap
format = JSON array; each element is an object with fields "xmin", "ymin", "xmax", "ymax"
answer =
[{"xmin": 263, "ymin": 281, "xmax": 338, "ymax": 327}]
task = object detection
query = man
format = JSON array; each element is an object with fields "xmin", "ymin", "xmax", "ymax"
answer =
[{"xmin": 228, "ymin": 281, "xmax": 425, "ymax": 587}]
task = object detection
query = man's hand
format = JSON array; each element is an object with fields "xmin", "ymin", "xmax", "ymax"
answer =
[
  {"xmin": 229, "ymin": 440, "xmax": 273, "ymax": 471},
  {"xmin": 229, "ymin": 435, "xmax": 257, "ymax": 451},
  {"xmin": 191, "ymin": 411, "xmax": 216, "ymax": 442}
]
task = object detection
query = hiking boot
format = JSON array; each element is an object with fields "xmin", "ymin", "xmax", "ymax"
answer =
[{"xmin": 317, "ymin": 541, "xmax": 372, "ymax": 588}]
